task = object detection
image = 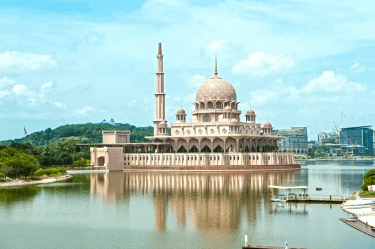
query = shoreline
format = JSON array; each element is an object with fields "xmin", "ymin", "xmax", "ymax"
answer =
[
  {"xmin": 296, "ymin": 158, "xmax": 375, "ymax": 161},
  {"xmin": 340, "ymin": 191, "xmax": 375, "ymax": 237},
  {"xmin": 0, "ymin": 174, "xmax": 73, "ymax": 188}
]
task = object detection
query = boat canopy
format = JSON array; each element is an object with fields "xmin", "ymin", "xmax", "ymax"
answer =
[{"xmin": 268, "ymin": 185, "xmax": 308, "ymax": 190}]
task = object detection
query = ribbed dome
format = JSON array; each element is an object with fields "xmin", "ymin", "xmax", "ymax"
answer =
[
  {"xmin": 263, "ymin": 121, "xmax": 272, "ymax": 129},
  {"xmin": 176, "ymin": 107, "xmax": 185, "ymax": 115},
  {"xmin": 246, "ymin": 109, "xmax": 255, "ymax": 115},
  {"xmin": 159, "ymin": 120, "xmax": 167, "ymax": 128},
  {"xmin": 196, "ymin": 75, "xmax": 237, "ymax": 102},
  {"xmin": 230, "ymin": 118, "xmax": 239, "ymax": 124}
]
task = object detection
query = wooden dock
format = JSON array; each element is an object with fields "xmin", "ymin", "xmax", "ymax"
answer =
[
  {"xmin": 340, "ymin": 218, "xmax": 375, "ymax": 238},
  {"xmin": 286, "ymin": 196, "xmax": 344, "ymax": 204},
  {"xmin": 243, "ymin": 245, "xmax": 306, "ymax": 249}
]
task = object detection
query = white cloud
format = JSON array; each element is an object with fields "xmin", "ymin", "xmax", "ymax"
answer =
[
  {"xmin": 0, "ymin": 77, "xmax": 15, "ymax": 88},
  {"xmin": 187, "ymin": 74, "xmax": 206, "ymax": 88},
  {"xmin": 54, "ymin": 102, "xmax": 66, "ymax": 109},
  {"xmin": 12, "ymin": 84, "xmax": 30, "ymax": 96},
  {"xmin": 250, "ymin": 71, "xmax": 368, "ymax": 107},
  {"xmin": 0, "ymin": 90, "xmax": 9, "ymax": 98},
  {"xmin": 232, "ymin": 51, "xmax": 296, "ymax": 77},
  {"xmin": 127, "ymin": 99, "xmax": 138, "ymax": 107},
  {"xmin": 11, "ymin": 81, "xmax": 56, "ymax": 107},
  {"xmin": 349, "ymin": 62, "xmax": 366, "ymax": 74},
  {"xmin": 0, "ymin": 50, "xmax": 56, "ymax": 72},
  {"xmin": 302, "ymin": 70, "xmax": 366, "ymax": 93},
  {"xmin": 205, "ymin": 39, "xmax": 230, "ymax": 50},
  {"xmin": 39, "ymin": 81, "xmax": 53, "ymax": 97},
  {"xmin": 74, "ymin": 106, "xmax": 103, "ymax": 116}
]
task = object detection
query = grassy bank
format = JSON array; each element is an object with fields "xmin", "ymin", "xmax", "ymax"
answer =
[{"xmin": 359, "ymin": 191, "xmax": 375, "ymax": 198}]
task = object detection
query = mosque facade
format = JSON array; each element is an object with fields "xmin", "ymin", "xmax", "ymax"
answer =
[{"xmin": 90, "ymin": 43, "xmax": 299, "ymax": 171}]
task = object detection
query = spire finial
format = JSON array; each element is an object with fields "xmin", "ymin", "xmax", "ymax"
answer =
[
  {"xmin": 157, "ymin": 42, "xmax": 162, "ymax": 56},
  {"xmin": 214, "ymin": 55, "xmax": 218, "ymax": 76}
]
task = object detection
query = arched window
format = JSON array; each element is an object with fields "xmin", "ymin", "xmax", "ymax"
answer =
[
  {"xmin": 224, "ymin": 102, "xmax": 229, "ymax": 107},
  {"xmin": 208, "ymin": 102, "xmax": 213, "ymax": 109},
  {"xmin": 201, "ymin": 102, "xmax": 205, "ymax": 109},
  {"xmin": 216, "ymin": 102, "xmax": 222, "ymax": 109},
  {"xmin": 231, "ymin": 102, "xmax": 235, "ymax": 109},
  {"xmin": 203, "ymin": 114, "xmax": 211, "ymax": 122}
]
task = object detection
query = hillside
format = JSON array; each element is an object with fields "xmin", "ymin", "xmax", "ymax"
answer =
[{"xmin": 1, "ymin": 123, "xmax": 154, "ymax": 146}]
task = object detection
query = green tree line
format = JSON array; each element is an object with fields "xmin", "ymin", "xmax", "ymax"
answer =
[{"xmin": 1, "ymin": 123, "xmax": 153, "ymax": 146}]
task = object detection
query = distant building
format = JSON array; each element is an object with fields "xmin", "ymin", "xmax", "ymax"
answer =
[
  {"xmin": 318, "ymin": 132, "xmax": 338, "ymax": 146},
  {"xmin": 339, "ymin": 126, "xmax": 373, "ymax": 155},
  {"xmin": 273, "ymin": 127, "xmax": 308, "ymax": 155}
]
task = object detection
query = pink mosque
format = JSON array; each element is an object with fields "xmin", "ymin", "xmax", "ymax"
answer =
[{"xmin": 90, "ymin": 43, "xmax": 299, "ymax": 171}]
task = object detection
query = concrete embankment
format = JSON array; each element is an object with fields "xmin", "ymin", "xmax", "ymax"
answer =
[
  {"xmin": 123, "ymin": 164, "xmax": 301, "ymax": 171},
  {"xmin": 67, "ymin": 169, "xmax": 108, "ymax": 174},
  {"xmin": 0, "ymin": 174, "xmax": 73, "ymax": 188}
]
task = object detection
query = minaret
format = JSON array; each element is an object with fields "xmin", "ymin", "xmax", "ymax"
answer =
[{"xmin": 153, "ymin": 42, "xmax": 166, "ymax": 136}]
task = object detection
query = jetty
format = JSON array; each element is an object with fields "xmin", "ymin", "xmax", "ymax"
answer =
[
  {"xmin": 242, "ymin": 236, "xmax": 306, "ymax": 249},
  {"xmin": 243, "ymin": 246, "xmax": 305, "ymax": 249},
  {"xmin": 340, "ymin": 198, "xmax": 375, "ymax": 237},
  {"xmin": 268, "ymin": 185, "xmax": 347, "ymax": 204},
  {"xmin": 340, "ymin": 218, "xmax": 375, "ymax": 238}
]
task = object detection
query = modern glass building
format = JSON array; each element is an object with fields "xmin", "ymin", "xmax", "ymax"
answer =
[
  {"xmin": 339, "ymin": 126, "xmax": 374, "ymax": 155},
  {"xmin": 273, "ymin": 127, "xmax": 308, "ymax": 155}
]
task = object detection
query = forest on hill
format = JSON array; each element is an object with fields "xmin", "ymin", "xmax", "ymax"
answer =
[
  {"xmin": 0, "ymin": 123, "xmax": 154, "ymax": 178},
  {"xmin": 1, "ymin": 123, "xmax": 154, "ymax": 146}
]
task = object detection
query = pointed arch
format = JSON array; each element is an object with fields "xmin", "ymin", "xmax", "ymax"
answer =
[
  {"xmin": 189, "ymin": 145, "xmax": 198, "ymax": 153},
  {"xmin": 215, "ymin": 101, "xmax": 222, "ymax": 109},
  {"xmin": 213, "ymin": 145, "xmax": 223, "ymax": 153},
  {"xmin": 202, "ymin": 145, "xmax": 211, "ymax": 153},
  {"xmin": 203, "ymin": 114, "xmax": 211, "ymax": 122},
  {"xmin": 245, "ymin": 145, "xmax": 250, "ymax": 152},
  {"xmin": 178, "ymin": 145, "xmax": 187, "ymax": 153},
  {"xmin": 98, "ymin": 156, "xmax": 105, "ymax": 166}
]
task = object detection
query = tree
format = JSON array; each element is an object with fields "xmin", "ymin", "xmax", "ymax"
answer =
[
  {"xmin": 72, "ymin": 158, "xmax": 90, "ymax": 167},
  {"xmin": 34, "ymin": 169, "xmax": 45, "ymax": 178},
  {"xmin": 361, "ymin": 169, "xmax": 375, "ymax": 191},
  {"xmin": 0, "ymin": 147, "xmax": 40, "ymax": 178}
]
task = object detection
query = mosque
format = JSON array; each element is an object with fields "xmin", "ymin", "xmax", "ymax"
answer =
[{"xmin": 90, "ymin": 43, "xmax": 299, "ymax": 171}]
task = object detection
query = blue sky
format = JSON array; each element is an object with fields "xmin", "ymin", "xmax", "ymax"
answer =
[{"xmin": 1, "ymin": 0, "xmax": 375, "ymax": 141}]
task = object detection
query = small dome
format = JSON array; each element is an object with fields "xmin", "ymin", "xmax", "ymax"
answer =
[
  {"xmin": 230, "ymin": 118, "xmax": 239, "ymax": 124},
  {"xmin": 263, "ymin": 121, "xmax": 272, "ymax": 129},
  {"xmin": 159, "ymin": 120, "xmax": 167, "ymax": 128},
  {"xmin": 176, "ymin": 107, "xmax": 185, "ymax": 115},
  {"xmin": 223, "ymin": 106, "xmax": 232, "ymax": 112},
  {"xmin": 246, "ymin": 109, "xmax": 255, "ymax": 116}
]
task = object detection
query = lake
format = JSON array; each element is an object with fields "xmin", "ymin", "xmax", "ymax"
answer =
[{"xmin": 1, "ymin": 162, "xmax": 374, "ymax": 249}]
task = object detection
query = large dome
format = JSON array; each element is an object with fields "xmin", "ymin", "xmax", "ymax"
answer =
[{"xmin": 195, "ymin": 75, "xmax": 237, "ymax": 102}]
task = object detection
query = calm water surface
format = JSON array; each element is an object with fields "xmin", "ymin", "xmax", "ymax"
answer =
[{"xmin": 1, "ymin": 162, "xmax": 375, "ymax": 249}]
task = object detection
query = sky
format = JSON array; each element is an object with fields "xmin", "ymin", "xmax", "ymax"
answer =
[{"xmin": 1, "ymin": 0, "xmax": 375, "ymax": 141}]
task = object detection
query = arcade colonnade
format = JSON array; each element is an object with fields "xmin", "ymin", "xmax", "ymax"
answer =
[{"xmin": 163, "ymin": 136, "xmax": 279, "ymax": 153}]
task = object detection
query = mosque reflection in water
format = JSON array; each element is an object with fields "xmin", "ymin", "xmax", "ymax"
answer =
[{"xmin": 90, "ymin": 171, "xmax": 306, "ymax": 233}]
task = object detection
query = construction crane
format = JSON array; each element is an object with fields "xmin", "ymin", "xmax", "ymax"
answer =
[{"xmin": 333, "ymin": 112, "xmax": 357, "ymax": 156}]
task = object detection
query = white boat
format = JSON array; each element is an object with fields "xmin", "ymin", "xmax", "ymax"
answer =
[
  {"xmin": 342, "ymin": 200, "xmax": 375, "ymax": 209},
  {"xmin": 271, "ymin": 194, "xmax": 287, "ymax": 202}
]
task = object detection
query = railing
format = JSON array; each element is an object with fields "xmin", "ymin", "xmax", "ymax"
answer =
[{"xmin": 275, "ymin": 194, "xmax": 351, "ymax": 201}]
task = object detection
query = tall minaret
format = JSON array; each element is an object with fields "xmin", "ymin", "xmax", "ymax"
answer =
[{"xmin": 153, "ymin": 42, "xmax": 166, "ymax": 136}]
